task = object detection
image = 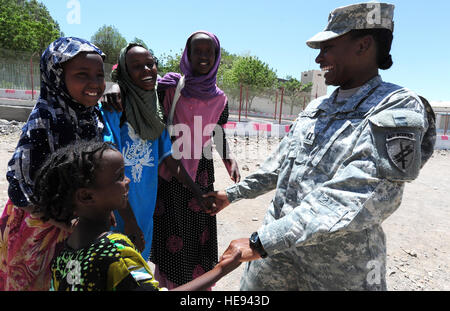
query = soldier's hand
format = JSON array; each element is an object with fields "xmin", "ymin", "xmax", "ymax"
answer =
[{"xmin": 221, "ymin": 238, "xmax": 261, "ymax": 262}]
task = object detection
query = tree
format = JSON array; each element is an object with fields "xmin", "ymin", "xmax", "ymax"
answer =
[
  {"xmin": 157, "ymin": 49, "xmax": 182, "ymax": 76},
  {"xmin": 91, "ymin": 25, "xmax": 127, "ymax": 64},
  {"xmin": 0, "ymin": 0, "xmax": 62, "ymax": 55},
  {"xmin": 222, "ymin": 56, "xmax": 278, "ymax": 110},
  {"xmin": 280, "ymin": 76, "xmax": 313, "ymax": 114},
  {"xmin": 216, "ymin": 48, "xmax": 240, "ymax": 105},
  {"xmin": 217, "ymin": 48, "xmax": 237, "ymax": 87}
]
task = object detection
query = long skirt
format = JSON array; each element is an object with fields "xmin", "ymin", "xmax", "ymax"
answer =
[
  {"xmin": 150, "ymin": 158, "xmax": 218, "ymax": 286},
  {"xmin": 0, "ymin": 199, "xmax": 69, "ymax": 291}
]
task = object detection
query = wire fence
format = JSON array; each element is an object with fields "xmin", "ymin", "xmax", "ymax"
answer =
[{"xmin": 0, "ymin": 48, "xmax": 114, "ymax": 91}]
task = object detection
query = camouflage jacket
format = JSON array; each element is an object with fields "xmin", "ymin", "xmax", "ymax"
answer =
[{"xmin": 226, "ymin": 75, "xmax": 435, "ymax": 261}]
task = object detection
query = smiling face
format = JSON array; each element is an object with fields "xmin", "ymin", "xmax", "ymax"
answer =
[
  {"xmin": 74, "ymin": 148, "xmax": 130, "ymax": 222},
  {"xmin": 315, "ymin": 34, "xmax": 360, "ymax": 88},
  {"xmin": 92, "ymin": 149, "xmax": 130, "ymax": 213},
  {"xmin": 315, "ymin": 33, "xmax": 378, "ymax": 90},
  {"xmin": 63, "ymin": 52, "xmax": 106, "ymax": 107},
  {"xmin": 189, "ymin": 33, "xmax": 216, "ymax": 76},
  {"xmin": 125, "ymin": 46, "xmax": 158, "ymax": 91}
]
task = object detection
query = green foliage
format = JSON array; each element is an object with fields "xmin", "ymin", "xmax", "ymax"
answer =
[
  {"xmin": 280, "ymin": 75, "xmax": 312, "ymax": 93},
  {"xmin": 217, "ymin": 48, "xmax": 237, "ymax": 87},
  {"xmin": 157, "ymin": 49, "xmax": 182, "ymax": 76},
  {"xmin": 279, "ymin": 75, "xmax": 313, "ymax": 114},
  {"xmin": 217, "ymin": 49, "xmax": 241, "ymax": 105},
  {"xmin": 0, "ymin": 0, "xmax": 61, "ymax": 54},
  {"xmin": 221, "ymin": 55, "xmax": 278, "ymax": 109},
  {"xmin": 91, "ymin": 25, "xmax": 127, "ymax": 64},
  {"xmin": 228, "ymin": 56, "xmax": 277, "ymax": 89}
]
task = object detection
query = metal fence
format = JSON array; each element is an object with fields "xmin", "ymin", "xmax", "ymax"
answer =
[
  {"xmin": 0, "ymin": 48, "xmax": 114, "ymax": 91},
  {"xmin": 220, "ymin": 84, "xmax": 313, "ymax": 123},
  {"xmin": 0, "ymin": 61, "xmax": 40, "ymax": 90}
]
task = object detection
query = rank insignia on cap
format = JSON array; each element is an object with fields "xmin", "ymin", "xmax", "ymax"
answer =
[{"xmin": 386, "ymin": 132, "xmax": 416, "ymax": 172}]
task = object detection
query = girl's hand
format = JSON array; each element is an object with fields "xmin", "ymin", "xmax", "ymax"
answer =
[
  {"xmin": 215, "ymin": 247, "xmax": 242, "ymax": 276},
  {"xmin": 202, "ymin": 191, "xmax": 231, "ymax": 216},
  {"xmin": 124, "ymin": 223, "xmax": 145, "ymax": 252},
  {"xmin": 100, "ymin": 83, "xmax": 123, "ymax": 112},
  {"xmin": 109, "ymin": 211, "xmax": 117, "ymax": 227},
  {"xmin": 192, "ymin": 193, "xmax": 215, "ymax": 214},
  {"xmin": 224, "ymin": 159, "xmax": 241, "ymax": 183}
]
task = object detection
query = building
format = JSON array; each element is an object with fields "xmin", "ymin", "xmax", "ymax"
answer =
[
  {"xmin": 301, "ymin": 70, "xmax": 327, "ymax": 101},
  {"xmin": 430, "ymin": 101, "xmax": 450, "ymax": 134},
  {"xmin": 430, "ymin": 101, "xmax": 450, "ymax": 149}
]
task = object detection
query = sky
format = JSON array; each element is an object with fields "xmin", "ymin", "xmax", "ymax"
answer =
[{"xmin": 40, "ymin": 0, "xmax": 450, "ymax": 102}]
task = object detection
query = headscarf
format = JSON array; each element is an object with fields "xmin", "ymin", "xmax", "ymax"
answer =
[
  {"xmin": 39, "ymin": 36, "xmax": 106, "ymax": 140},
  {"xmin": 158, "ymin": 31, "xmax": 224, "ymax": 99},
  {"xmin": 111, "ymin": 43, "xmax": 165, "ymax": 141},
  {"xmin": 7, "ymin": 37, "xmax": 105, "ymax": 206}
]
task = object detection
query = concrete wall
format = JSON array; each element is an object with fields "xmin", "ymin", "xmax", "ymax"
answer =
[
  {"xmin": 227, "ymin": 93, "xmax": 307, "ymax": 118},
  {"xmin": 0, "ymin": 99, "xmax": 34, "ymax": 122}
]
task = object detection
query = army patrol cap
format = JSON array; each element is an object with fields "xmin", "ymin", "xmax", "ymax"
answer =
[{"xmin": 306, "ymin": 2, "xmax": 395, "ymax": 49}]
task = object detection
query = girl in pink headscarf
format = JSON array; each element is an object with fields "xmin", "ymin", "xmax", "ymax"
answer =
[{"xmin": 151, "ymin": 31, "xmax": 240, "ymax": 289}]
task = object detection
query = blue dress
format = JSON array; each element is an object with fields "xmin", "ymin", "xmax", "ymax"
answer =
[{"xmin": 101, "ymin": 108, "xmax": 172, "ymax": 260}]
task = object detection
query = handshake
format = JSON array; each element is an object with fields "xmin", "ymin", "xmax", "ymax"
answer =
[
  {"xmin": 196, "ymin": 190, "xmax": 266, "ymax": 263},
  {"xmin": 194, "ymin": 190, "xmax": 231, "ymax": 216}
]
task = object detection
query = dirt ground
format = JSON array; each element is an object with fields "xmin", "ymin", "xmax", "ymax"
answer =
[{"xmin": 1, "ymin": 130, "xmax": 449, "ymax": 291}]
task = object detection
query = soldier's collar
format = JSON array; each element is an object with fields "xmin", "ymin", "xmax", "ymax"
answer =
[{"xmin": 319, "ymin": 75, "xmax": 383, "ymax": 113}]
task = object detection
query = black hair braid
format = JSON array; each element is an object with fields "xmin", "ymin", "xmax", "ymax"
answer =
[
  {"xmin": 31, "ymin": 140, "xmax": 116, "ymax": 225},
  {"xmin": 350, "ymin": 28, "xmax": 394, "ymax": 70}
]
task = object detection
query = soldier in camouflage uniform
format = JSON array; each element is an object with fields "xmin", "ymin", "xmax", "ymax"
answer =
[{"xmin": 206, "ymin": 2, "xmax": 436, "ymax": 290}]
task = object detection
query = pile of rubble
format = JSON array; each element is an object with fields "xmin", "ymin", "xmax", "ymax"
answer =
[{"xmin": 0, "ymin": 119, "xmax": 24, "ymax": 136}]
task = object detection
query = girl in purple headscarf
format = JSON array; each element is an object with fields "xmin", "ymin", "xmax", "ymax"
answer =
[{"xmin": 151, "ymin": 31, "xmax": 240, "ymax": 289}]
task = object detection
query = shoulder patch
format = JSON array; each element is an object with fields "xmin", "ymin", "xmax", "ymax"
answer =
[
  {"xmin": 386, "ymin": 132, "xmax": 416, "ymax": 172},
  {"xmin": 369, "ymin": 113, "xmax": 425, "ymax": 182}
]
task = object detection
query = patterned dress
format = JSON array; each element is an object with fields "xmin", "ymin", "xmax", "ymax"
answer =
[{"xmin": 150, "ymin": 104, "xmax": 229, "ymax": 286}]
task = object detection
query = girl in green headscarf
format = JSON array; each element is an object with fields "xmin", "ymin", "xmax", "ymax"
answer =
[{"xmin": 101, "ymin": 44, "xmax": 209, "ymax": 261}]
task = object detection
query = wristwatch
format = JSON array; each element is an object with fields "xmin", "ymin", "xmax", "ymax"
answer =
[{"xmin": 249, "ymin": 232, "xmax": 268, "ymax": 258}]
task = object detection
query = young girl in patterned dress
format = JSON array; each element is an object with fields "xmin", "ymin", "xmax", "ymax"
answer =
[
  {"xmin": 31, "ymin": 140, "xmax": 241, "ymax": 291},
  {"xmin": 0, "ymin": 37, "xmax": 141, "ymax": 290},
  {"xmin": 150, "ymin": 31, "xmax": 240, "ymax": 289}
]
